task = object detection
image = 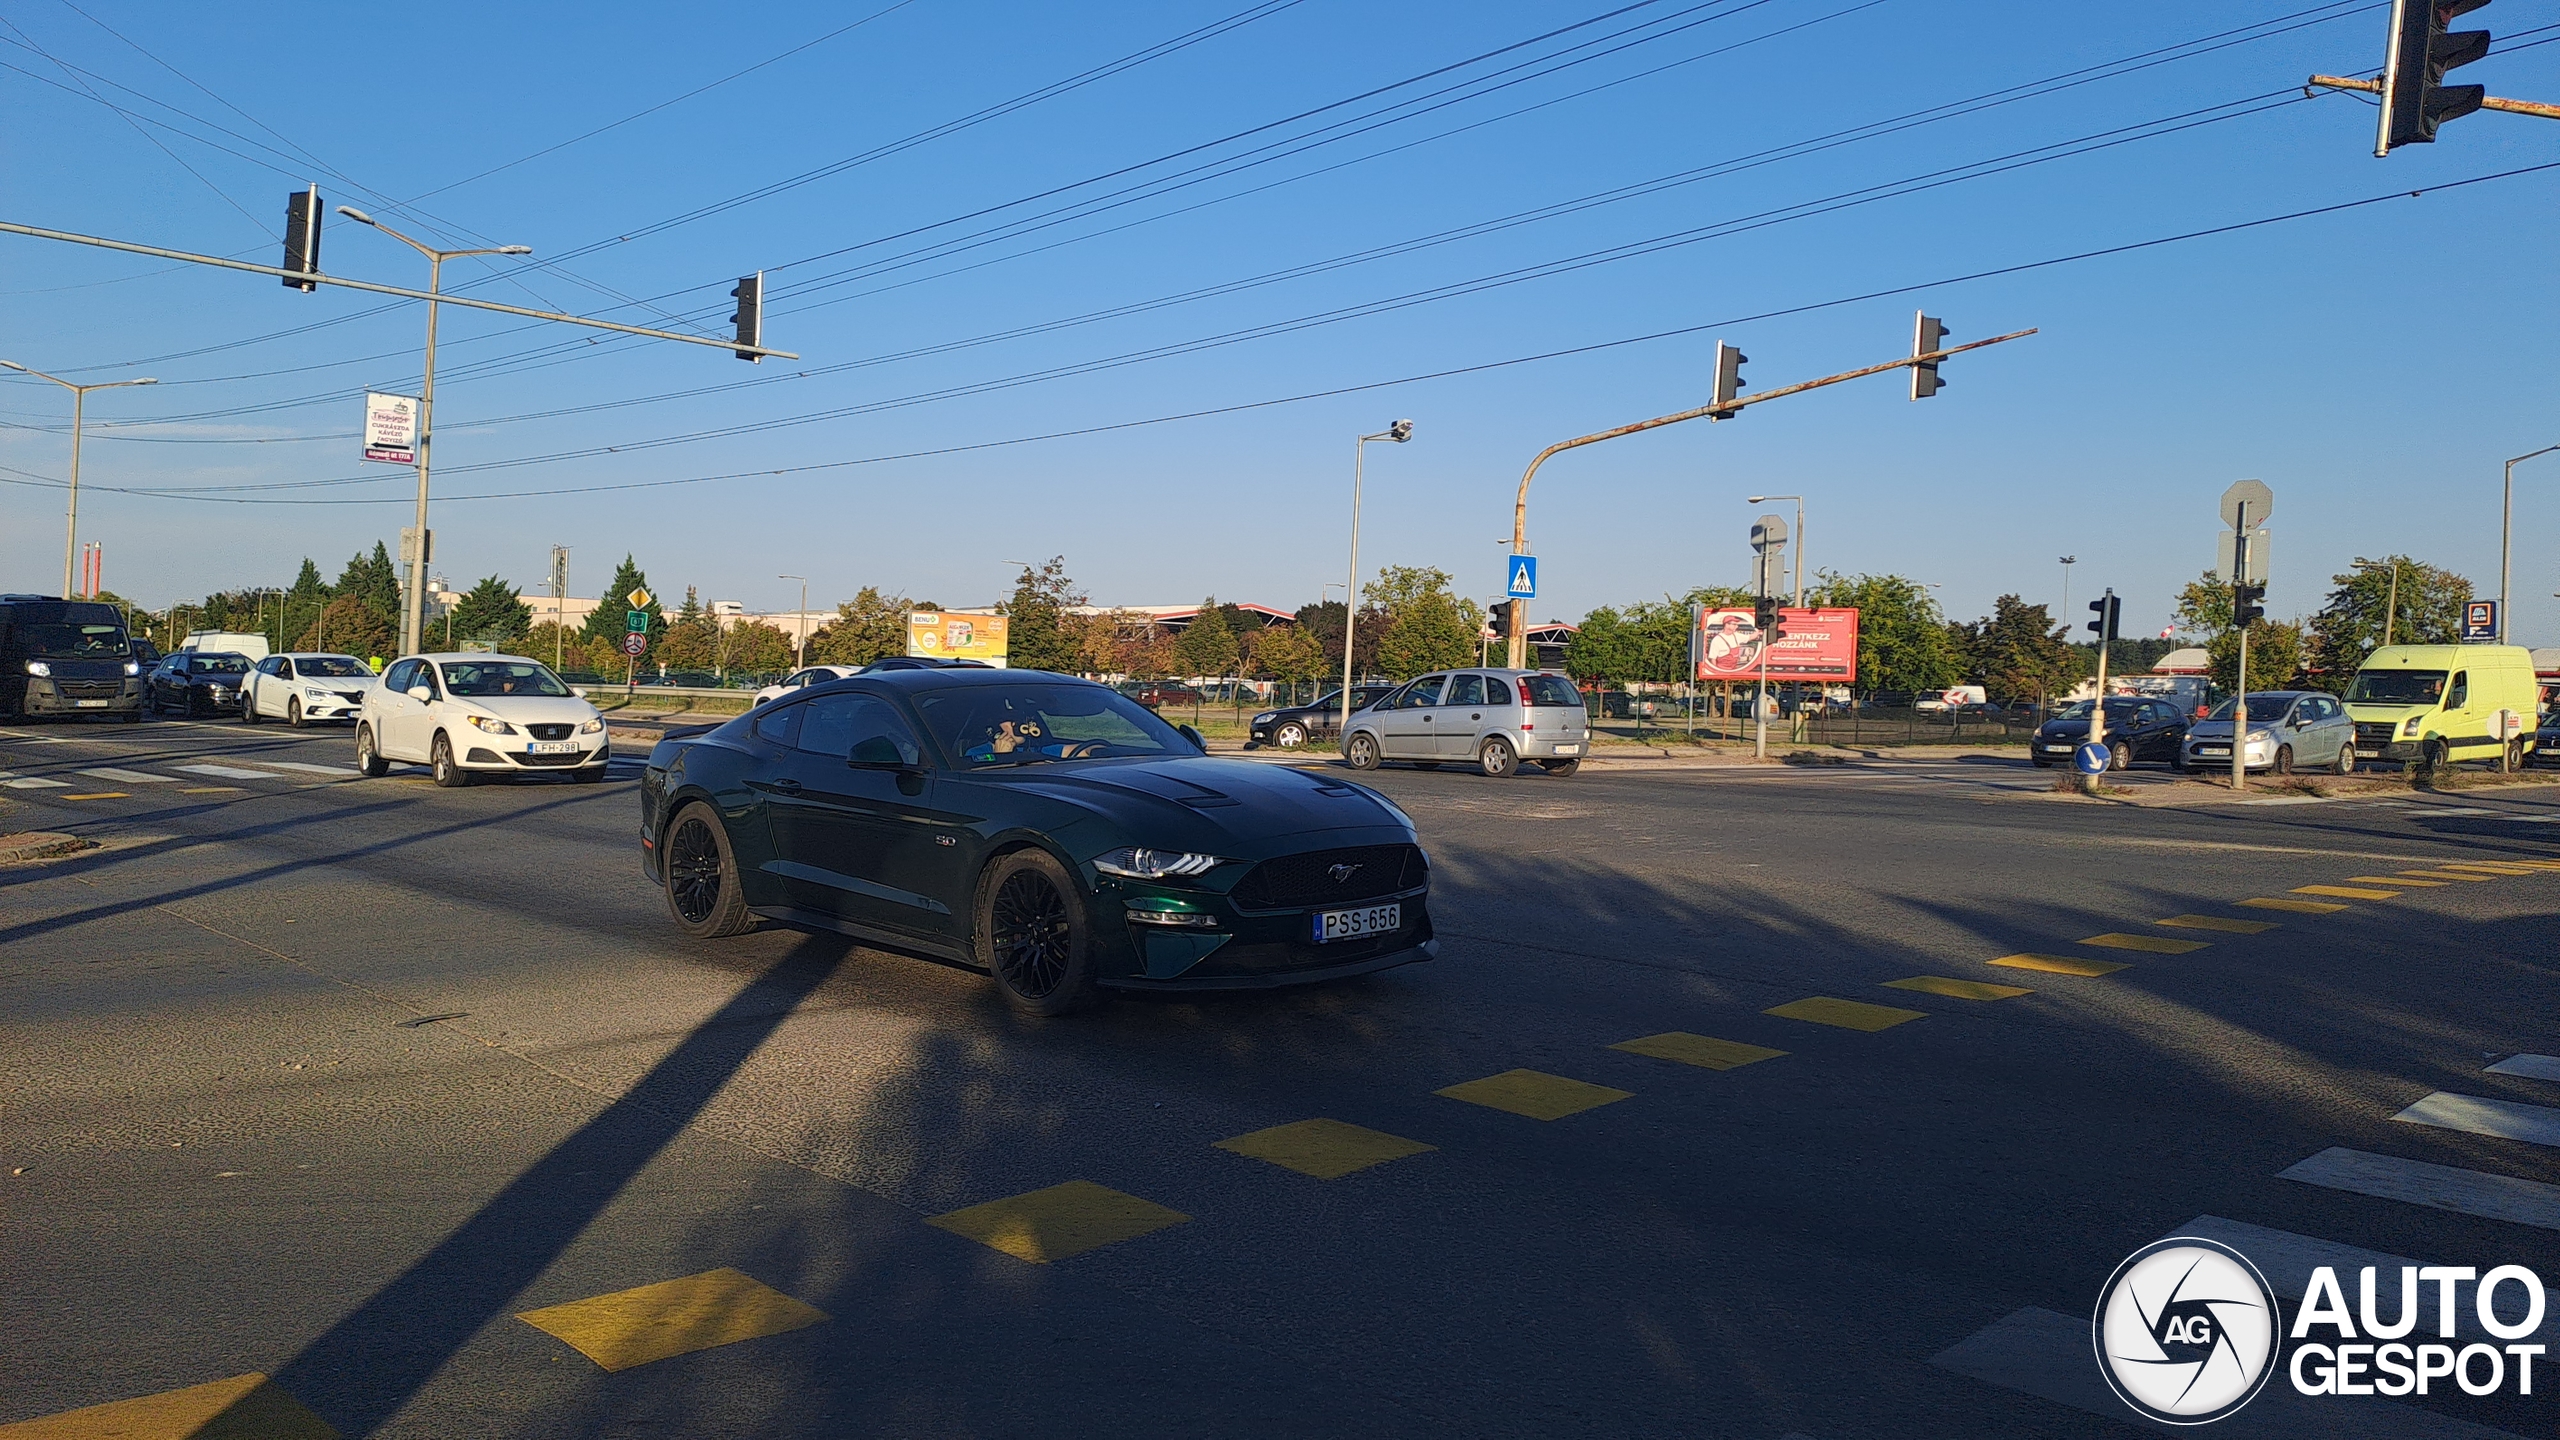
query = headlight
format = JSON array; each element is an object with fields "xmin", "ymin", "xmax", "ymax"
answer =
[
  {"xmin": 123, "ymin": 660, "xmax": 140, "ymax": 677},
  {"xmin": 2245, "ymin": 730, "xmax": 2271, "ymax": 745},
  {"xmin": 2403, "ymin": 717, "xmax": 2423, "ymax": 736},
  {"xmin": 305, "ymin": 686, "xmax": 333, "ymax": 700},
  {"xmin": 468, "ymin": 715, "xmax": 516, "ymax": 734},
  {"xmin": 578, "ymin": 716, "xmax": 605, "ymax": 734},
  {"xmin": 1253, "ymin": 712, "xmax": 1277, "ymax": 725},
  {"xmin": 1094, "ymin": 847, "xmax": 1222, "ymax": 879},
  {"xmin": 23, "ymin": 660, "xmax": 49, "ymax": 678}
]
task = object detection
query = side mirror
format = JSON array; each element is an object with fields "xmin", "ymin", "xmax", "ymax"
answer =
[
  {"xmin": 406, "ymin": 685, "xmax": 432, "ymax": 702},
  {"xmin": 1177, "ymin": 723, "xmax": 1208, "ymax": 754}
]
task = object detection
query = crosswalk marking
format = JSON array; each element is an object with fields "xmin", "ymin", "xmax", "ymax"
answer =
[
  {"xmin": 0, "ymin": 773, "xmax": 68, "ymax": 789},
  {"xmin": 75, "ymin": 767, "xmax": 173, "ymax": 784},
  {"xmin": 1987, "ymin": 952, "xmax": 2127, "ymax": 977},
  {"xmin": 1437, "ymin": 1069, "xmax": 1633, "ymax": 1119},
  {"xmin": 1610, "ymin": 1032, "xmax": 1787, "ymax": 1070},
  {"xmin": 2437, "ymin": 861, "xmax": 2540, "ymax": 875},
  {"xmin": 2354, "ymin": 874, "xmax": 2442, "ymax": 886},
  {"xmin": 1764, "ymin": 997, "xmax": 1927, "ymax": 1031},
  {"xmin": 0, "ymin": 1372, "xmax": 337, "ymax": 1439},
  {"xmin": 171, "ymin": 763, "xmax": 292, "ymax": 781},
  {"xmin": 2078, "ymin": 932, "xmax": 2207, "ymax": 954},
  {"xmin": 2393, "ymin": 1091, "xmax": 2560, "ymax": 1149},
  {"xmin": 253, "ymin": 761, "xmax": 353, "ymax": 775},
  {"xmin": 2401, "ymin": 869, "xmax": 2495, "ymax": 882},
  {"xmin": 1883, "ymin": 976, "xmax": 2029, "ymax": 1001},
  {"xmin": 515, "ymin": 1268, "xmax": 828, "ymax": 1372},
  {"xmin": 1214, "ymin": 1118, "xmax": 1435, "ymax": 1178},
  {"xmin": 2280, "ymin": 1146, "xmax": 2560, "ymax": 1232},
  {"xmin": 927, "ymin": 1181, "xmax": 1189, "ymax": 1263},
  {"xmin": 2156, "ymin": 914, "xmax": 2278, "ymax": 933},
  {"xmin": 2293, "ymin": 883, "xmax": 2399, "ymax": 900},
  {"xmin": 60, "ymin": 793, "xmax": 125, "ymax": 801},
  {"xmin": 2240, "ymin": 896, "xmax": 2350, "ymax": 913},
  {"xmin": 2486, "ymin": 1053, "xmax": 2560, "ymax": 1082}
]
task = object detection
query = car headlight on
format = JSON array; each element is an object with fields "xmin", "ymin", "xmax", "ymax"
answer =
[
  {"xmin": 2245, "ymin": 730, "xmax": 2271, "ymax": 745},
  {"xmin": 467, "ymin": 715, "xmax": 516, "ymax": 734},
  {"xmin": 1094, "ymin": 847, "xmax": 1223, "ymax": 879},
  {"xmin": 23, "ymin": 660, "xmax": 49, "ymax": 678},
  {"xmin": 123, "ymin": 660, "xmax": 140, "ymax": 677},
  {"xmin": 577, "ymin": 716, "xmax": 604, "ymax": 734}
]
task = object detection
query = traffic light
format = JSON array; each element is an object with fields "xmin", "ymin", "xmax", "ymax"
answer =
[
  {"xmin": 2379, "ymin": 0, "xmax": 2491, "ymax": 152},
  {"xmin": 1910, "ymin": 312, "xmax": 1947, "ymax": 400},
  {"xmin": 281, "ymin": 185, "xmax": 321, "ymax": 292},
  {"xmin": 729, "ymin": 272, "xmax": 763, "ymax": 361},
  {"xmin": 2233, "ymin": 582, "xmax": 2266, "ymax": 628},
  {"xmin": 1754, "ymin": 594, "xmax": 1779, "ymax": 632},
  {"xmin": 1488, "ymin": 602, "xmax": 1513, "ymax": 640},
  {"xmin": 2086, "ymin": 592, "xmax": 2120, "ymax": 644},
  {"xmin": 1711, "ymin": 341, "xmax": 1747, "ymax": 419}
]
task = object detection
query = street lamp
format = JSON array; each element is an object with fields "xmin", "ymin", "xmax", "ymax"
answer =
[
  {"xmin": 778, "ymin": 574, "xmax": 808, "ymax": 669},
  {"xmin": 2058, "ymin": 556, "xmax": 2076, "ymax": 627},
  {"xmin": 0, "ymin": 361, "xmax": 157, "ymax": 597},
  {"xmin": 2352, "ymin": 556, "xmax": 2404, "ymax": 649},
  {"xmin": 1744, "ymin": 495, "xmax": 1807, "ymax": 606},
  {"xmin": 1341, "ymin": 420, "xmax": 1414, "ymax": 737},
  {"xmin": 2502, "ymin": 446, "xmax": 2560, "ymax": 642},
  {"xmin": 336, "ymin": 206, "xmax": 532, "ymax": 657}
]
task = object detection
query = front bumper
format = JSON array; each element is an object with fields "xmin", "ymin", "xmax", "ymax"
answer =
[
  {"xmin": 23, "ymin": 677, "xmax": 142, "ymax": 715},
  {"xmin": 2184, "ymin": 739, "xmax": 2276, "ymax": 768},
  {"xmin": 1095, "ymin": 862, "xmax": 1435, "ymax": 988},
  {"xmin": 458, "ymin": 737, "xmax": 610, "ymax": 770},
  {"xmin": 291, "ymin": 692, "xmax": 367, "ymax": 721}
]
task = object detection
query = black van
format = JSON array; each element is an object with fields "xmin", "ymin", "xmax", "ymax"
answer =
[{"xmin": 0, "ymin": 595, "xmax": 144, "ymax": 721}]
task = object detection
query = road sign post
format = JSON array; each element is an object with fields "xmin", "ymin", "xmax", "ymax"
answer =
[
  {"xmin": 2219, "ymin": 480, "xmax": 2275, "ymax": 793},
  {"xmin": 1749, "ymin": 515, "xmax": 1788, "ymax": 761},
  {"xmin": 1506, "ymin": 556, "xmax": 1539, "ymax": 603}
]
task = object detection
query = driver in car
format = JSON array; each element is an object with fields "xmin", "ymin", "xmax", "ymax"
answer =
[{"xmin": 965, "ymin": 712, "xmax": 1098, "ymax": 763}]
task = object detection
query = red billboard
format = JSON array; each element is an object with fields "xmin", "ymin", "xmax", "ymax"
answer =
[{"xmin": 1695, "ymin": 607, "xmax": 1859, "ymax": 682}]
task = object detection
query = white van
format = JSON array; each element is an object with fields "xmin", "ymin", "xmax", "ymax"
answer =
[{"xmin": 181, "ymin": 629, "xmax": 272, "ymax": 662}]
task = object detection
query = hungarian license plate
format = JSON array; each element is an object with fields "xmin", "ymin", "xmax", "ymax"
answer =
[
  {"xmin": 528, "ymin": 740, "xmax": 578, "ymax": 755},
  {"xmin": 2043, "ymin": 744, "xmax": 2071, "ymax": 753},
  {"xmin": 2357, "ymin": 747, "xmax": 2383, "ymax": 759},
  {"xmin": 1313, "ymin": 903, "xmax": 1399, "ymax": 944},
  {"xmin": 2198, "ymin": 745, "xmax": 2230, "ymax": 757},
  {"xmin": 1553, "ymin": 743, "xmax": 1579, "ymax": 755},
  {"xmin": 74, "ymin": 699, "xmax": 108, "ymax": 709}
]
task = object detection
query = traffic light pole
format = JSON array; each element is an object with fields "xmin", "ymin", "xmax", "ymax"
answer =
[
  {"xmin": 1502, "ymin": 328, "xmax": 2034, "ymax": 667},
  {"xmin": 2306, "ymin": 74, "xmax": 2560, "ymax": 124},
  {"xmin": 2231, "ymin": 506, "xmax": 2253, "ymax": 795},
  {"xmin": 2083, "ymin": 590, "xmax": 2113, "ymax": 797}
]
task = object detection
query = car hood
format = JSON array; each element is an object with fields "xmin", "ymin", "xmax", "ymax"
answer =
[
  {"xmin": 982, "ymin": 756, "xmax": 1412, "ymax": 857},
  {"xmin": 444, "ymin": 695, "xmax": 598, "ymax": 724}
]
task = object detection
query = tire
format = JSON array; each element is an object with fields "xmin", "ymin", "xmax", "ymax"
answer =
[
  {"xmin": 663, "ymin": 802, "xmax": 755, "ymax": 937},
  {"xmin": 2273, "ymin": 745, "xmax": 2293, "ymax": 776},
  {"xmin": 1480, "ymin": 736, "xmax": 1519, "ymax": 778},
  {"xmin": 2107, "ymin": 739, "xmax": 2130, "ymax": 772},
  {"xmin": 287, "ymin": 697, "xmax": 304, "ymax": 728},
  {"xmin": 976, "ymin": 849, "xmax": 1098, "ymax": 1016},
  {"xmin": 2333, "ymin": 742, "xmax": 2355, "ymax": 776},
  {"xmin": 1543, "ymin": 759, "xmax": 1581, "ymax": 777},
  {"xmin": 1345, "ymin": 731, "xmax": 1381, "ymax": 770},
  {"xmin": 1274, "ymin": 721, "xmax": 1308, "ymax": 749},
  {"xmin": 430, "ymin": 731, "xmax": 471, "ymax": 787},
  {"xmin": 355, "ymin": 724, "xmax": 390, "ymax": 777},
  {"xmin": 2506, "ymin": 737, "xmax": 2526, "ymax": 773},
  {"xmin": 2422, "ymin": 739, "xmax": 2448, "ymax": 775},
  {"xmin": 240, "ymin": 692, "xmax": 260, "ymax": 725}
]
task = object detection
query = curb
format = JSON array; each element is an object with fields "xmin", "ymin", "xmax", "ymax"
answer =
[{"xmin": 0, "ymin": 831, "xmax": 92, "ymax": 864}]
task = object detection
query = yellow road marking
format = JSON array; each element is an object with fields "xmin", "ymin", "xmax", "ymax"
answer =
[
  {"xmin": 1765, "ymin": 996, "xmax": 1927, "ymax": 1031},
  {"xmin": 927, "ymin": 1181, "xmax": 1188, "ymax": 1263},
  {"xmin": 2157, "ymin": 914, "xmax": 2279, "ymax": 934},
  {"xmin": 2436, "ymin": 861, "xmax": 2538, "ymax": 875},
  {"xmin": 1611, "ymin": 1032, "xmax": 1788, "ymax": 1070},
  {"xmin": 1883, "ymin": 976, "xmax": 2030, "ymax": 1001},
  {"xmin": 2293, "ymin": 884, "xmax": 2399, "ymax": 900},
  {"xmin": 178, "ymin": 786, "xmax": 242, "ymax": 794},
  {"xmin": 0, "ymin": 1373, "xmax": 335, "ymax": 1439},
  {"xmin": 1436, "ymin": 1069, "xmax": 1633, "ymax": 1120},
  {"xmin": 516, "ymin": 1268, "xmax": 826, "ymax": 1371},
  {"xmin": 2352, "ymin": 875, "xmax": 2440, "ymax": 887},
  {"xmin": 2239, "ymin": 896, "xmax": 2350, "ymax": 913},
  {"xmin": 1215, "ymin": 1118, "xmax": 1434, "ymax": 1179},
  {"xmin": 2400, "ymin": 869, "xmax": 2494, "ymax": 882},
  {"xmin": 58, "ymin": 792, "xmax": 125, "ymax": 801},
  {"xmin": 1988, "ymin": 953, "xmax": 2128, "ymax": 977},
  {"xmin": 2080, "ymin": 933, "xmax": 2209, "ymax": 954}
]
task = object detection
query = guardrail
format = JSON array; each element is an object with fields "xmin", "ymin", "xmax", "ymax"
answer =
[{"xmin": 579, "ymin": 684, "xmax": 760, "ymax": 706}]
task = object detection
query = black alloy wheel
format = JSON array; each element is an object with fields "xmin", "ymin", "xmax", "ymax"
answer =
[
  {"xmin": 977, "ymin": 850, "xmax": 1096, "ymax": 1015},
  {"xmin": 664, "ymin": 804, "xmax": 754, "ymax": 937}
]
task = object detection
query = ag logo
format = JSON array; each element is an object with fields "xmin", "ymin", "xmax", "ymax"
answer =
[{"xmin": 2094, "ymin": 1237, "xmax": 2278, "ymax": 1424}]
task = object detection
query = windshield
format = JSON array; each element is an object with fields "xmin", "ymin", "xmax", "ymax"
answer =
[
  {"xmin": 2347, "ymin": 669, "xmax": 2446, "ymax": 704},
  {"xmin": 298, "ymin": 656, "xmax": 373, "ymax": 678},
  {"xmin": 917, "ymin": 682, "xmax": 1192, "ymax": 766},
  {"xmin": 20, "ymin": 621, "xmax": 129, "ymax": 657},
  {"xmin": 2056, "ymin": 699, "xmax": 2143, "ymax": 720},
  {"xmin": 1520, "ymin": 674, "xmax": 1581, "ymax": 708},
  {"xmin": 441, "ymin": 661, "xmax": 570, "ymax": 698},
  {"xmin": 190, "ymin": 654, "xmax": 250, "ymax": 674},
  {"xmin": 2204, "ymin": 695, "xmax": 2293, "ymax": 723}
]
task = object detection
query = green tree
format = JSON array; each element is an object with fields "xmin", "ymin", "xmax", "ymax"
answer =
[
  {"xmin": 2174, "ymin": 569, "xmax": 2317, "ymax": 692},
  {"xmin": 2302, "ymin": 556, "xmax": 2473, "ymax": 693},
  {"xmin": 1292, "ymin": 600, "xmax": 1382, "ymax": 681},
  {"xmin": 1365, "ymin": 566, "xmax": 1481, "ymax": 679},
  {"xmin": 1959, "ymin": 595, "xmax": 2081, "ymax": 705},
  {"xmin": 1252, "ymin": 622, "xmax": 1326, "ymax": 697},
  {"xmin": 807, "ymin": 586, "xmax": 913, "ymax": 666},
  {"xmin": 1563, "ymin": 605, "xmax": 1641, "ymax": 688},
  {"xmin": 447, "ymin": 575, "xmax": 531, "ymax": 646},
  {"xmin": 658, "ymin": 588, "xmax": 720, "ymax": 671},
  {"xmin": 1173, "ymin": 596, "xmax": 1239, "ymax": 677},
  {"xmin": 999, "ymin": 556, "xmax": 1087, "ymax": 673},
  {"xmin": 1808, "ymin": 572, "xmax": 1960, "ymax": 695},
  {"xmin": 581, "ymin": 556, "xmax": 664, "ymax": 648},
  {"xmin": 334, "ymin": 543, "xmax": 402, "ymax": 633},
  {"xmin": 724, "ymin": 620, "xmax": 796, "ymax": 675},
  {"xmin": 296, "ymin": 596, "xmax": 392, "ymax": 659}
]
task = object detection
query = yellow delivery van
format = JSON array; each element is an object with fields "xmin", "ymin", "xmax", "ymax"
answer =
[{"xmin": 2345, "ymin": 643, "xmax": 2540, "ymax": 770}]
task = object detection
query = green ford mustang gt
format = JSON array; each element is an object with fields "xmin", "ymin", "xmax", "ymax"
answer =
[{"xmin": 639, "ymin": 668, "xmax": 1436, "ymax": 1013}]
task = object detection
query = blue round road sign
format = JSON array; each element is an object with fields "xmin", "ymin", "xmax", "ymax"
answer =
[{"xmin": 2073, "ymin": 741, "xmax": 2110, "ymax": 775}]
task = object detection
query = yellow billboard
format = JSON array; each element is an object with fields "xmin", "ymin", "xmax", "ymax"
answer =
[{"xmin": 907, "ymin": 612, "xmax": 1009, "ymax": 666}]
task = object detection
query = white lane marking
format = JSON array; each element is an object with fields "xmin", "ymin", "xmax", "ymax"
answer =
[
  {"xmin": 2394, "ymin": 1091, "xmax": 2560, "ymax": 1148},
  {"xmin": 2487, "ymin": 1053, "xmax": 2560, "ymax": 1082},
  {"xmin": 2402, "ymin": 807, "xmax": 2498, "ymax": 817},
  {"xmin": 251, "ymin": 760, "xmax": 354, "ymax": 775},
  {"xmin": 2172, "ymin": 1215, "xmax": 2551, "ymax": 1344},
  {"xmin": 2281, "ymin": 1146, "xmax": 2560, "ymax": 1231},
  {"xmin": 171, "ymin": 763, "xmax": 293, "ymax": 781},
  {"xmin": 0, "ymin": 773, "xmax": 69, "ymax": 788},
  {"xmin": 76, "ymin": 767, "xmax": 177, "ymax": 784}
]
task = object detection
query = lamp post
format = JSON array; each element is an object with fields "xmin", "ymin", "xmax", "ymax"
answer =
[
  {"xmin": 335, "ymin": 208, "xmax": 531, "ymax": 657},
  {"xmin": 0, "ymin": 361, "xmax": 157, "ymax": 597},
  {"xmin": 2058, "ymin": 555, "xmax": 2076, "ymax": 628},
  {"xmin": 778, "ymin": 574, "xmax": 808, "ymax": 669},
  {"xmin": 2502, "ymin": 446, "xmax": 2560, "ymax": 642},
  {"xmin": 1340, "ymin": 420, "xmax": 1413, "ymax": 737},
  {"xmin": 2353, "ymin": 556, "xmax": 2404, "ymax": 649}
]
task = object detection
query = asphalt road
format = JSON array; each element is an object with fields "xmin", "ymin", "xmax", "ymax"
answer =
[{"xmin": 5, "ymin": 719, "xmax": 2559, "ymax": 1438}]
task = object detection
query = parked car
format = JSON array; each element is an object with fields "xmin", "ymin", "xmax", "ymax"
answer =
[
  {"xmin": 239, "ymin": 652, "xmax": 376, "ymax": 726},
  {"xmin": 1249, "ymin": 684, "xmax": 1397, "ymax": 749},
  {"xmin": 1122, "ymin": 682, "xmax": 1202, "ymax": 709},
  {"xmin": 2537, "ymin": 708, "xmax": 2560, "ymax": 767},
  {"xmin": 2345, "ymin": 643, "xmax": 2541, "ymax": 771},
  {"xmin": 753, "ymin": 664, "xmax": 862, "ymax": 708},
  {"xmin": 144, "ymin": 650, "xmax": 253, "ymax": 717},
  {"xmin": 356, "ymin": 653, "xmax": 608, "ymax": 786},
  {"xmin": 1342, "ymin": 669, "xmax": 1589, "ymax": 777},
  {"xmin": 639, "ymin": 668, "xmax": 1436, "ymax": 1013},
  {"xmin": 2183, "ymin": 691, "xmax": 2355, "ymax": 775},
  {"xmin": 2030, "ymin": 696, "xmax": 2188, "ymax": 770}
]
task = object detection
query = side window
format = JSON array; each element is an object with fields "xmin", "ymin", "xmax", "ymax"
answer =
[
  {"xmin": 381, "ymin": 660, "xmax": 413, "ymax": 691},
  {"xmin": 1485, "ymin": 676, "xmax": 1514, "ymax": 706},
  {"xmin": 279, "ymin": 659, "xmax": 297, "ymax": 680},
  {"xmin": 753, "ymin": 702, "xmax": 802, "ymax": 747},
  {"xmin": 798, "ymin": 692, "xmax": 921, "ymax": 766},
  {"xmin": 1401, "ymin": 676, "xmax": 1446, "ymax": 709},
  {"xmin": 2448, "ymin": 672, "xmax": 2469, "ymax": 709},
  {"xmin": 1446, "ymin": 674, "xmax": 1486, "ymax": 707},
  {"xmin": 416, "ymin": 664, "xmax": 443, "ymax": 699},
  {"xmin": 257, "ymin": 657, "xmax": 281, "ymax": 676}
]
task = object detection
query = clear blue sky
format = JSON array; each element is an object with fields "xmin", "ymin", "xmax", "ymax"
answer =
[{"xmin": 3, "ymin": 1, "xmax": 2555, "ymax": 642}]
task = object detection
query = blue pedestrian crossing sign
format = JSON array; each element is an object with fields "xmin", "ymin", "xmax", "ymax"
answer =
[{"xmin": 1505, "ymin": 555, "xmax": 1539, "ymax": 599}]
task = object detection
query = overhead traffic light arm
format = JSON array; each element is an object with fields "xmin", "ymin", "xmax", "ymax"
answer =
[{"xmin": 2306, "ymin": 73, "xmax": 2560, "ymax": 123}]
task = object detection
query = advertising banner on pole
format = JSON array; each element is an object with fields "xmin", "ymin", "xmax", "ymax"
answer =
[
  {"xmin": 908, "ymin": 612, "xmax": 1011, "ymax": 666},
  {"xmin": 1695, "ymin": 607, "xmax": 1859, "ymax": 681},
  {"xmin": 363, "ymin": 393, "xmax": 418, "ymax": 464}
]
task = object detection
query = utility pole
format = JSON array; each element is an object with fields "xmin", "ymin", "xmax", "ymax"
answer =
[
  {"xmin": 549, "ymin": 546, "xmax": 570, "ymax": 671},
  {"xmin": 2083, "ymin": 589, "xmax": 2120, "ymax": 795},
  {"xmin": 779, "ymin": 574, "xmax": 809, "ymax": 669},
  {"xmin": 0, "ymin": 362, "xmax": 157, "ymax": 597},
  {"xmin": 1340, "ymin": 421, "xmax": 1413, "ymax": 737},
  {"xmin": 2501, "ymin": 446, "xmax": 2560, "ymax": 642},
  {"xmin": 2221, "ymin": 480, "xmax": 2275, "ymax": 793},
  {"xmin": 1504, "ymin": 319, "xmax": 2033, "ymax": 668}
]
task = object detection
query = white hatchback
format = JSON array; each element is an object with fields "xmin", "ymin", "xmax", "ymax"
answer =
[
  {"xmin": 356, "ymin": 653, "xmax": 609, "ymax": 786},
  {"xmin": 752, "ymin": 664, "xmax": 860, "ymax": 708},
  {"xmin": 240, "ymin": 652, "xmax": 377, "ymax": 726}
]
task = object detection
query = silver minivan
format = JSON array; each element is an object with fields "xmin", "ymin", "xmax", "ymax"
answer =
[{"xmin": 1342, "ymin": 669, "xmax": 1590, "ymax": 777}]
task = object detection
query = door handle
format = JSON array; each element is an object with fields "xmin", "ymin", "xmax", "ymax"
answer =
[{"xmin": 768, "ymin": 777, "xmax": 803, "ymax": 795}]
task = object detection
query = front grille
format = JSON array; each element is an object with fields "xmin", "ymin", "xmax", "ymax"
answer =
[
  {"xmin": 528, "ymin": 723, "xmax": 576, "ymax": 740},
  {"xmin": 2355, "ymin": 721, "xmax": 2399, "ymax": 746},
  {"xmin": 335, "ymin": 690, "xmax": 367, "ymax": 704},
  {"xmin": 1229, "ymin": 844, "xmax": 1426, "ymax": 909},
  {"xmin": 512, "ymin": 750, "xmax": 585, "ymax": 766},
  {"xmin": 58, "ymin": 680, "xmax": 122, "ymax": 699}
]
